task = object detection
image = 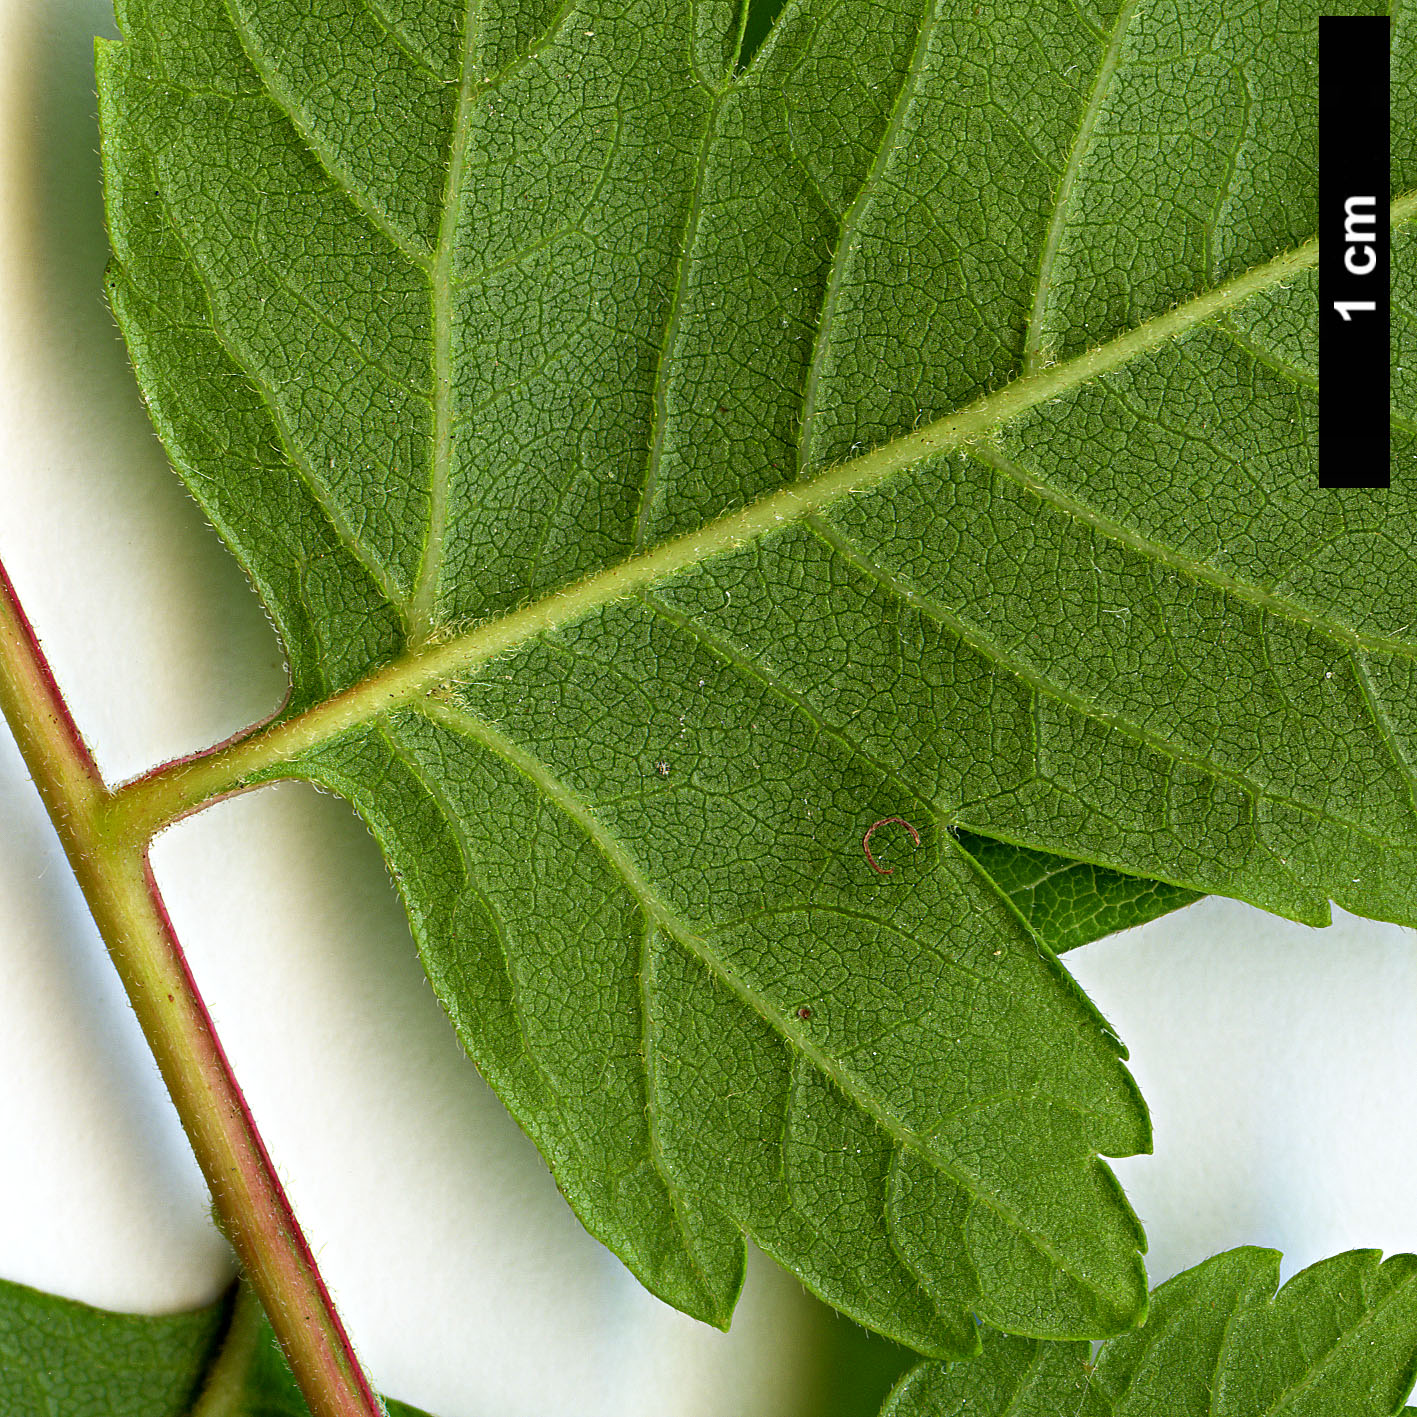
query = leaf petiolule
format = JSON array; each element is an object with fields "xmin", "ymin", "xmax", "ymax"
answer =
[
  {"xmin": 94, "ymin": 0, "xmax": 1413, "ymax": 1354},
  {"xmin": 884, "ymin": 1247, "xmax": 1417, "ymax": 1417}
]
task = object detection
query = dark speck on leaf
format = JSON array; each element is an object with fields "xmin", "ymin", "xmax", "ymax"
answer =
[{"xmin": 797, "ymin": 1006, "xmax": 812, "ymax": 1020}]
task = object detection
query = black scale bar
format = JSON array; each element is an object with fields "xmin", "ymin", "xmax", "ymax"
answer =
[{"xmin": 1319, "ymin": 15, "xmax": 1391, "ymax": 488}]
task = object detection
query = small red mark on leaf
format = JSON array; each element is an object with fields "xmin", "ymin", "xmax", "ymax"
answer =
[
  {"xmin": 862, "ymin": 816, "xmax": 921, "ymax": 876},
  {"xmin": 797, "ymin": 1006, "xmax": 812, "ymax": 1020}
]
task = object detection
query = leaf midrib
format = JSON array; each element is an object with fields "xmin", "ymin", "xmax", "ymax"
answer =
[
  {"xmin": 202, "ymin": 4, "xmax": 1416, "ymax": 731},
  {"xmin": 110, "ymin": 196, "xmax": 1417, "ymax": 841}
]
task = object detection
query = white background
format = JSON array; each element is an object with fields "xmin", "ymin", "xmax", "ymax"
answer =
[{"xmin": 0, "ymin": 3, "xmax": 1415, "ymax": 1414}]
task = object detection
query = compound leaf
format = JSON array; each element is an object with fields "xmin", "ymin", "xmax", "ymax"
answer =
[{"xmin": 95, "ymin": 0, "xmax": 1413, "ymax": 1353}]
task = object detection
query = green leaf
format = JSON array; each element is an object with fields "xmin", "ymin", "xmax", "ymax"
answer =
[
  {"xmin": 805, "ymin": 1304, "xmax": 918, "ymax": 1417},
  {"xmin": 92, "ymin": 0, "xmax": 1411, "ymax": 1354},
  {"xmin": 954, "ymin": 832, "xmax": 1200, "ymax": 954},
  {"xmin": 0, "ymin": 1275, "xmax": 222, "ymax": 1416},
  {"xmin": 883, "ymin": 1247, "xmax": 1417, "ymax": 1417},
  {"xmin": 0, "ymin": 1277, "xmax": 430, "ymax": 1416}
]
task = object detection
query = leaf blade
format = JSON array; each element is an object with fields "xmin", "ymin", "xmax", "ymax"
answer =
[
  {"xmin": 954, "ymin": 831, "xmax": 1200, "ymax": 953},
  {"xmin": 0, "ymin": 1278, "xmax": 430, "ymax": 1417},
  {"xmin": 883, "ymin": 1248, "xmax": 1417, "ymax": 1417},
  {"xmin": 0, "ymin": 1277, "xmax": 223, "ymax": 1417},
  {"xmin": 99, "ymin": 0, "xmax": 1414, "ymax": 1349}
]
